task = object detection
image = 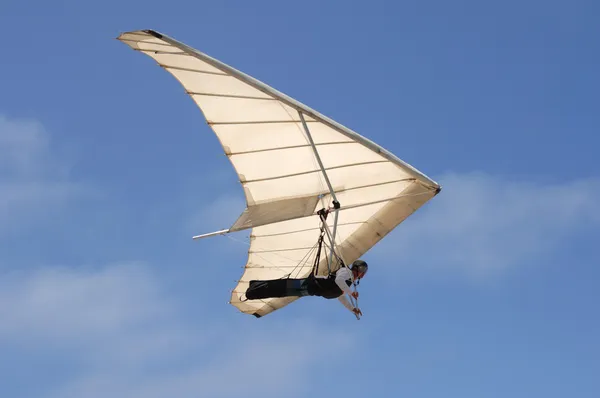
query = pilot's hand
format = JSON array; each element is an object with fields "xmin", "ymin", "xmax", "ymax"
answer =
[
  {"xmin": 350, "ymin": 291, "xmax": 359, "ymax": 299},
  {"xmin": 352, "ymin": 307, "xmax": 362, "ymax": 316}
]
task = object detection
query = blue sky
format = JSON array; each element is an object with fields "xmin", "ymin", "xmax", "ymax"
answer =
[{"xmin": 1, "ymin": 0, "xmax": 599, "ymax": 397}]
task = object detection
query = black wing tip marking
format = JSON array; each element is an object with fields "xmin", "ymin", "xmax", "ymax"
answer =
[{"xmin": 143, "ymin": 29, "xmax": 163, "ymax": 39}]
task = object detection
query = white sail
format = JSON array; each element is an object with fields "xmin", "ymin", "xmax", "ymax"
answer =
[{"xmin": 117, "ymin": 30, "xmax": 441, "ymax": 318}]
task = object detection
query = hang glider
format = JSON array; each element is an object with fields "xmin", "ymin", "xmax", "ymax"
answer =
[{"xmin": 117, "ymin": 29, "xmax": 441, "ymax": 318}]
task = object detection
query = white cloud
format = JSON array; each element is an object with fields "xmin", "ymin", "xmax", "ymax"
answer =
[
  {"xmin": 0, "ymin": 114, "xmax": 84, "ymax": 235},
  {"xmin": 0, "ymin": 262, "xmax": 189, "ymax": 355},
  {"xmin": 372, "ymin": 171, "xmax": 600, "ymax": 279},
  {"xmin": 53, "ymin": 321, "xmax": 351, "ymax": 398},
  {"xmin": 0, "ymin": 262, "xmax": 354, "ymax": 398}
]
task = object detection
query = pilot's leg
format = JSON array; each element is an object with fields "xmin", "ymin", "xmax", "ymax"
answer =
[{"xmin": 245, "ymin": 278, "xmax": 309, "ymax": 300}]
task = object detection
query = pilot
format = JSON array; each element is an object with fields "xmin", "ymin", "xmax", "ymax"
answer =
[{"xmin": 244, "ymin": 259, "xmax": 368, "ymax": 317}]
